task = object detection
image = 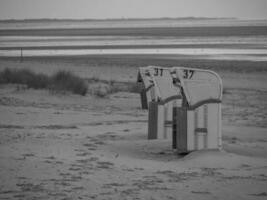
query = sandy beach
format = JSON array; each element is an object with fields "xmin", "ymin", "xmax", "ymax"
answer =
[{"xmin": 0, "ymin": 55, "xmax": 266, "ymax": 200}]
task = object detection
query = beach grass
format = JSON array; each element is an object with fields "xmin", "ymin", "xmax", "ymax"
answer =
[
  {"xmin": 0, "ymin": 68, "xmax": 88, "ymax": 96},
  {"xmin": 0, "ymin": 67, "xmax": 141, "ymax": 97},
  {"xmin": 0, "ymin": 68, "xmax": 49, "ymax": 89},
  {"xmin": 50, "ymin": 70, "xmax": 88, "ymax": 96}
]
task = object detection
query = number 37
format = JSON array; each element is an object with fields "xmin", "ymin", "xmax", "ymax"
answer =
[{"xmin": 183, "ymin": 69, "xmax": 194, "ymax": 79}]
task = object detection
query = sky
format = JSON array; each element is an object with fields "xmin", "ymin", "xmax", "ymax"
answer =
[{"xmin": 0, "ymin": 0, "xmax": 267, "ymax": 20}]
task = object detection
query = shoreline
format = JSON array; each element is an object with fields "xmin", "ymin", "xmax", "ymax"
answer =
[{"xmin": 1, "ymin": 55, "xmax": 267, "ymax": 72}]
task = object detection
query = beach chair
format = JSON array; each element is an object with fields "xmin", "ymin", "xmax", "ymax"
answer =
[
  {"xmin": 171, "ymin": 67, "xmax": 223, "ymax": 153},
  {"xmin": 138, "ymin": 66, "xmax": 182, "ymax": 140},
  {"xmin": 137, "ymin": 67, "xmax": 156, "ymax": 109}
]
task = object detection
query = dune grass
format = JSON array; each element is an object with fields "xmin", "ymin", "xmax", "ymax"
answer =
[
  {"xmin": 50, "ymin": 70, "xmax": 88, "ymax": 96},
  {"xmin": 0, "ymin": 68, "xmax": 88, "ymax": 96},
  {"xmin": 0, "ymin": 68, "xmax": 140, "ymax": 97},
  {"xmin": 0, "ymin": 68, "xmax": 49, "ymax": 89}
]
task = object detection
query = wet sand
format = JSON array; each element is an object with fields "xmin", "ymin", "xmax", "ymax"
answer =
[{"xmin": 1, "ymin": 48, "xmax": 267, "ymax": 61}]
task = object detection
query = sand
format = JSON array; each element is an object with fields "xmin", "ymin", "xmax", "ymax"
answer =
[{"xmin": 0, "ymin": 56, "xmax": 266, "ymax": 200}]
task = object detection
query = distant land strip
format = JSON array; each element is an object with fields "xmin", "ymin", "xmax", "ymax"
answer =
[
  {"xmin": 1, "ymin": 26, "xmax": 267, "ymax": 37},
  {"xmin": 0, "ymin": 17, "xmax": 237, "ymax": 23},
  {"xmin": 0, "ymin": 44, "xmax": 265, "ymax": 50}
]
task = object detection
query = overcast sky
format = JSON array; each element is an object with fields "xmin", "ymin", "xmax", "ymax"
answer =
[{"xmin": 0, "ymin": 0, "xmax": 267, "ymax": 20}]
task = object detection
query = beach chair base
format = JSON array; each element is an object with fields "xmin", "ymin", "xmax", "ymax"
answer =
[{"xmin": 173, "ymin": 104, "xmax": 222, "ymax": 153}]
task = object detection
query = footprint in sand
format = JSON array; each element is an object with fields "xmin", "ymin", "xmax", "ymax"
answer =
[
  {"xmin": 250, "ymin": 192, "xmax": 267, "ymax": 197},
  {"xmin": 96, "ymin": 161, "xmax": 114, "ymax": 169},
  {"xmin": 83, "ymin": 143, "xmax": 98, "ymax": 150},
  {"xmin": 191, "ymin": 190, "xmax": 211, "ymax": 195}
]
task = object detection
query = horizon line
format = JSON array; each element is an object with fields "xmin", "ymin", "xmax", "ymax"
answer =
[{"xmin": 0, "ymin": 16, "xmax": 241, "ymax": 22}]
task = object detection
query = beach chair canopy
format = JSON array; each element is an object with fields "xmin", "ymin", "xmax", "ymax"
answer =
[
  {"xmin": 172, "ymin": 67, "xmax": 223, "ymax": 108},
  {"xmin": 147, "ymin": 66, "xmax": 181, "ymax": 104},
  {"xmin": 137, "ymin": 67, "xmax": 154, "ymax": 88}
]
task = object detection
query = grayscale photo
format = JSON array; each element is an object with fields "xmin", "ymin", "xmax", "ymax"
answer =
[{"xmin": 0, "ymin": 0, "xmax": 266, "ymax": 199}]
